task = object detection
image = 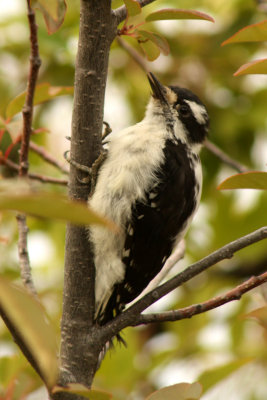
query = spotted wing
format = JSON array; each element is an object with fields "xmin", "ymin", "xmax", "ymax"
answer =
[{"xmin": 101, "ymin": 139, "xmax": 199, "ymax": 323}]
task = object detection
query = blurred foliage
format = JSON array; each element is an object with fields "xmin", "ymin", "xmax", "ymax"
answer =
[{"xmin": 0, "ymin": 0, "xmax": 267, "ymax": 399}]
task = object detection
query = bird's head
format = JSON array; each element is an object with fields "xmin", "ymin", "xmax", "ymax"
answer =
[{"xmin": 146, "ymin": 72, "xmax": 209, "ymax": 148}]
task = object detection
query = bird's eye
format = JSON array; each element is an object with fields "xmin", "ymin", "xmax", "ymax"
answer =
[{"xmin": 176, "ymin": 104, "xmax": 191, "ymax": 118}]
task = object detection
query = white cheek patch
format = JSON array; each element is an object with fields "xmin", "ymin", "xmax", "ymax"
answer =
[{"xmin": 185, "ymin": 100, "xmax": 207, "ymax": 125}]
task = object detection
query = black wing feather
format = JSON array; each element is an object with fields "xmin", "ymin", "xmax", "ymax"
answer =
[{"xmin": 101, "ymin": 139, "xmax": 198, "ymax": 323}]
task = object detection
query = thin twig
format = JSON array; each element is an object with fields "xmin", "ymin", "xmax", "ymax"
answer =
[
  {"xmin": 117, "ymin": 36, "xmax": 149, "ymax": 72},
  {"xmin": 25, "ymin": 173, "xmax": 67, "ymax": 185},
  {"xmin": 114, "ymin": 0, "xmax": 157, "ymax": 25},
  {"xmin": 16, "ymin": 1, "xmax": 41, "ymax": 297},
  {"xmin": 132, "ymin": 271, "xmax": 267, "ymax": 325},
  {"xmin": 205, "ymin": 139, "xmax": 248, "ymax": 173},
  {"xmin": 0, "ymin": 157, "xmax": 68, "ymax": 185},
  {"xmin": 30, "ymin": 141, "xmax": 69, "ymax": 174},
  {"xmin": 101, "ymin": 226, "xmax": 267, "ymax": 338}
]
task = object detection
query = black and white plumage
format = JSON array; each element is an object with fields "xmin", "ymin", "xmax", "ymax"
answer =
[{"xmin": 89, "ymin": 73, "xmax": 209, "ymax": 325}]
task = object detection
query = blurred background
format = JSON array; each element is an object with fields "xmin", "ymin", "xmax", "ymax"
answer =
[{"xmin": 0, "ymin": 0, "xmax": 267, "ymax": 399}]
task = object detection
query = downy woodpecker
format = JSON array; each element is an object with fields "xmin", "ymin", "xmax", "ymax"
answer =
[{"xmin": 89, "ymin": 73, "xmax": 209, "ymax": 325}]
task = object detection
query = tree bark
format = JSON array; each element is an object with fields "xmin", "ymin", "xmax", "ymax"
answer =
[{"xmin": 58, "ymin": 0, "xmax": 117, "ymax": 390}]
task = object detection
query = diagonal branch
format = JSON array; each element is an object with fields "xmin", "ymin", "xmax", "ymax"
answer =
[
  {"xmin": 117, "ymin": 36, "xmax": 149, "ymax": 71},
  {"xmin": 0, "ymin": 305, "xmax": 45, "ymax": 383},
  {"xmin": 101, "ymin": 226, "xmax": 267, "ymax": 338},
  {"xmin": 114, "ymin": 0, "xmax": 157, "ymax": 25},
  {"xmin": 132, "ymin": 271, "xmax": 267, "ymax": 325},
  {"xmin": 205, "ymin": 139, "xmax": 248, "ymax": 173},
  {"xmin": 0, "ymin": 156, "xmax": 68, "ymax": 185},
  {"xmin": 29, "ymin": 141, "xmax": 69, "ymax": 174}
]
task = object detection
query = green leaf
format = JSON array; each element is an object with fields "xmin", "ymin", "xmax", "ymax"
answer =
[
  {"xmin": 31, "ymin": 0, "xmax": 67, "ymax": 34},
  {"xmin": 123, "ymin": 0, "xmax": 141, "ymax": 17},
  {"xmin": 198, "ymin": 358, "xmax": 252, "ymax": 393},
  {"xmin": 146, "ymin": 8, "xmax": 214, "ymax": 23},
  {"xmin": 139, "ymin": 40, "xmax": 160, "ymax": 61},
  {"xmin": 218, "ymin": 171, "xmax": 267, "ymax": 190},
  {"xmin": 0, "ymin": 277, "xmax": 58, "ymax": 387},
  {"xmin": 146, "ymin": 382, "xmax": 202, "ymax": 400},
  {"xmin": 0, "ymin": 179, "xmax": 117, "ymax": 230},
  {"xmin": 53, "ymin": 384, "xmax": 112, "ymax": 400},
  {"xmin": 234, "ymin": 58, "xmax": 267, "ymax": 76},
  {"xmin": 32, "ymin": 0, "xmax": 59, "ymax": 20},
  {"xmin": 137, "ymin": 32, "xmax": 161, "ymax": 61},
  {"xmin": 0, "ymin": 120, "xmax": 22, "ymax": 141},
  {"xmin": 6, "ymin": 83, "xmax": 73, "ymax": 119},
  {"xmin": 137, "ymin": 30, "xmax": 170, "ymax": 56},
  {"xmin": 0, "ymin": 356, "xmax": 25, "ymax": 386},
  {"xmin": 222, "ymin": 20, "xmax": 267, "ymax": 45},
  {"xmin": 243, "ymin": 306, "xmax": 267, "ymax": 329}
]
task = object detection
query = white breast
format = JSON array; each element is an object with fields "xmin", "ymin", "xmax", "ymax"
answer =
[{"xmin": 89, "ymin": 119, "xmax": 168, "ymax": 313}]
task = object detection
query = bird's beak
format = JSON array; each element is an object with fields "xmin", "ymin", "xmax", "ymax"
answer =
[{"xmin": 147, "ymin": 72, "xmax": 168, "ymax": 104}]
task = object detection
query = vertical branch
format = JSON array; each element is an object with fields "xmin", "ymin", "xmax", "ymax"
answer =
[
  {"xmin": 20, "ymin": 0, "xmax": 41, "ymax": 177},
  {"xmin": 16, "ymin": 215, "xmax": 37, "ymax": 296},
  {"xmin": 16, "ymin": 0, "xmax": 41, "ymax": 296},
  {"xmin": 59, "ymin": 0, "xmax": 117, "ymax": 389}
]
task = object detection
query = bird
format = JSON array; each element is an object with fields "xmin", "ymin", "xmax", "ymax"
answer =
[{"xmin": 88, "ymin": 72, "xmax": 209, "ymax": 326}]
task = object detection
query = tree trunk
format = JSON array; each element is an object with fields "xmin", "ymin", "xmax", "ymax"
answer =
[{"xmin": 58, "ymin": 0, "xmax": 117, "ymax": 391}]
